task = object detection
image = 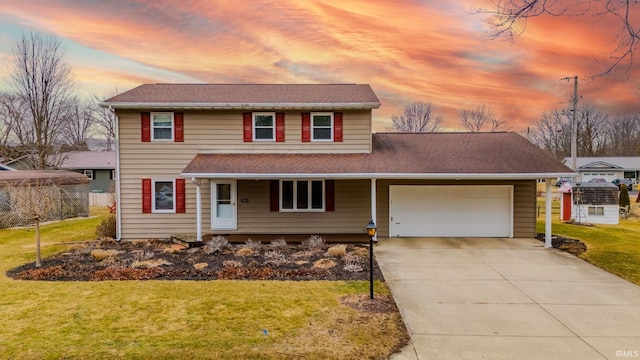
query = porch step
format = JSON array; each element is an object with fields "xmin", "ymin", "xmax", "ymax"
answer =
[{"xmin": 170, "ymin": 234, "xmax": 204, "ymax": 248}]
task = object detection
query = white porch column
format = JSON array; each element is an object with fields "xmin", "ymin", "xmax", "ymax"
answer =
[
  {"xmin": 192, "ymin": 178, "xmax": 202, "ymax": 242},
  {"xmin": 371, "ymin": 178, "xmax": 377, "ymax": 241},
  {"xmin": 545, "ymin": 178, "xmax": 553, "ymax": 248}
]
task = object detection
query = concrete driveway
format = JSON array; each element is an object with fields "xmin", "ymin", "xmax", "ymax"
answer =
[{"xmin": 376, "ymin": 237, "xmax": 640, "ymax": 360}]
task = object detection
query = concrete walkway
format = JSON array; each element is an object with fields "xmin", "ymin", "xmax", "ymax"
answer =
[{"xmin": 376, "ymin": 237, "xmax": 640, "ymax": 360}]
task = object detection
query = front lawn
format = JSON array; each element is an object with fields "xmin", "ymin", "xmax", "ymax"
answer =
[
  {"xmin": 537, "ymin": 197, "xmax": 640, "ymax": 285},
  {"xmin": 0, "ymin": 209, "xmax": 408, "ymax": 359}
]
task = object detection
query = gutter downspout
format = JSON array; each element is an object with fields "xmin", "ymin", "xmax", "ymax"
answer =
[
  {"xmin": 371, "ymin": 178, "xmax": 377, "ymax": 241},
  {"xmin": 111, "ymin": 106, "xmax": 123, "ymax": 241},
  {"xmin": 545, "ymin": 178, "xmax": 553, "ymax": 248},
  {"xmin": 192, "ymin": 177, "xmax": 202, "ymax": 242}
]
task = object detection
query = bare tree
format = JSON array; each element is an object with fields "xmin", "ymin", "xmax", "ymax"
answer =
[
  {"xmin": 459, "ymin": 104, "xmax": 507, "ymax": 132},
  {"xmin": 8, "ymin": 32, "xmax": 74, "ymax": 169},
  {"xmin": 575, "ymin": 104, "xmax": 609, "ymax": 156},
  {"xmin": 61, "ymin": 98, "xmax": 93, "ymax": 150},
  {"xmin": 605, "ymin": 113, "xmax": 640, "ymax": 156},
  {"xmin": 391, "ymin": 102, "xmax": 443, "ymax": 133},
  {"xmin": 1, "ymin": 175, "xmax": 67, "ymax": 267},
  {"xmin": 90, "ymin": 92, "xmax": 120, "ymax": 151},
  {"xmin": 530, "ymin": 109, "xmax": 570, "ymax": 160},
  {"xmin": 473, "ymin": 1, "xmax": 640, "ymax": 77}
]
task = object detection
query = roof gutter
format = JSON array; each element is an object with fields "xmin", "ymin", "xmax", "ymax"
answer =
[
  {"xmin": 180, "ymin": 172, "xmax": 576, "ymax": 180},
  {"xmin": 98, "ymin": 102, "xmax": 382, "ymax": 110}
]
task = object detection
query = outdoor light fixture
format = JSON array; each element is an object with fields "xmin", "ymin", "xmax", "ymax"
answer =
[{"xmin": 366, "ymin": 219, "xmax": 377, "ymax": 299}]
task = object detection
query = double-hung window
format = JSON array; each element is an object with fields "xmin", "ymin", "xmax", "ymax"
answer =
[
  {"xmin": 151, "ymin": 113, "xmax": 174, "ymax": 141},
  {"xmin": 153, "ymin": 180, "xmax": 175, "ymax": 212},
  {"xmin": 311, "ymin": 112, "xmax": 333, "ymax": 141},
  {"xmin": 83, "ymin": 170, "xmax": 94, "ymax": 180},
  {"xmin": 253, "ymin": 112, "xmax": 275, "ymax": 141},
  {"xmin": 280, "ymin": 180, "xmax": 324, "ymax": 211}
]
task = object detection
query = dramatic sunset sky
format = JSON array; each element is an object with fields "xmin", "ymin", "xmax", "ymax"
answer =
[{"xmin": 0, "ymin": 0, "xmax": 638, "ymax": 131}]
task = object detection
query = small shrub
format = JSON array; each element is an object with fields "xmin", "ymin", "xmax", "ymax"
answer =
[
  {"xmin": 131, "ymin": 259, "xmax": 172, "ymax": 268},
  {"xmin": 343, "ymin": 263, "xmax": 364, "ymax": 273},
  {"xmin": 313, "ymin": 258, "xmax": 337, "ymax": 269},
  {"xmin": 620, "ymin": 184, "xmax": 631, "ymax": 208},
  {"xmin": 243, "ymin": 239, "xmax": 262, "ymax": 250},
  {"xmin": 326, "ymin": 244, "xmax": 347, "ymax": 257},
  {"xmin": 291, "ymin": 250, "xmax": 318, "ymax": 259},
  {"xmin": 235, "ymin": 248, "xmax": 254, "ymax": 257},
  {"xmin": 90, "ymin": 249, "xmax": 122, "ymax": 261},
  {"xmin": 193, "ymin": 262, "xmax": 208, "ymax": 271},
  {"xmin": 302, "ymin": 235, "xmax": 325, "ymax": 249},
  {"xmin": 353, "ymin": 247, "xmax": 370, "ymax": 257},
  {"xmin": 343, "ymin": 252, "xmax": 366, "ymax": 265},
  {"xmin": 203, "ymin": 236, "xmax": 230, "ymax": 254},
  {"xmin": 269, "ymin": 238, "xmax": 287, "ymax": 249},
  {"xmin": 263, "ymin": 250, "xmax": 288, "ymax": 266},
  {"xmin": 133, "ymin": 250, "xmax": 155, "ymax": 261},
  {"xmin": 67, "ymin": 243, "xmax": 87, "ymax": 252},
  {"xmin": 223, "ymin": 260, "xmax": 242, "ymax": 268},
  {"xmin": 95, "ymin": 215, "xmax": 116, "ymax": 238}
]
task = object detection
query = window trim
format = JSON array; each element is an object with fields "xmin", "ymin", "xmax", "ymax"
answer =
[
  {"xmin": 587, "ymin": 206, "xmax": 605, "ymax": 216},
  {"xmin": 252, "ymin": 112, "xmax": 276, "ymax": 142},
  {"xmin": 311, "ymin": 112, "xmax": 334, "ymax": 142},
  {"xmin": 152, "ymin": 179, "xmax": 176, "ymax": 213},
  {"xmin": 83, "ymin": 170, "xmax": 94, "ymax": 180},
  {"xmin": 279, "ymin": 179, "xmax": 325, "ymax": 212},
  {"xmin": 151, "ymin": 112, "xmax": 174, "ymax": 142}
]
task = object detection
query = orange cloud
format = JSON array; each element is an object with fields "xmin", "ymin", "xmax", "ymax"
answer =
[{"xmin": 0, "ymin": 0, "xmax": 638, "ymax": 132}]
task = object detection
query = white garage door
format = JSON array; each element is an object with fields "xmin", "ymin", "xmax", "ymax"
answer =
[{"xmin": 389, "ymin": 185, "xmax": 513, "ymax": 237}]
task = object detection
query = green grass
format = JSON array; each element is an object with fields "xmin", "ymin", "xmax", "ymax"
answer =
[
  {"xmin": 0, "ymin": 209, "xmax": 407, "ymax": 359},
  {"xmin": 537, "ymin": 197, "xmax": 640, "ymax": 285}
]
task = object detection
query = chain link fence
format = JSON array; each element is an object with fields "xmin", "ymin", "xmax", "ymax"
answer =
[{"xmin": 0, "ymin": 183, "xmax": 89, "ymax": 229}]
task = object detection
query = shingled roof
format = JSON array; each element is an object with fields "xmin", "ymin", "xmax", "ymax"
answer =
[
  {"xmin": 101, "ymin": 84, "xmax": 381, "ymax": 110},
  {"xmin": 182, "ymin": 132, "xmax": 575, "ymax": 179}
]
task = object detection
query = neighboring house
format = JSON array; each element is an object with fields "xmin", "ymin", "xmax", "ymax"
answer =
[
  {"xmin": 1, "ymin": 155, "xmax": 34, "ymax": 170},
  {"xmin": 563, "ymin": 157, "xmax": 640, "ymax": 183},
  {"xmin": 559, "ymin": 182, "xmax": 619, "ymax": 225},
  {"xmin": 56, "ymin": 151, "xmax": 116, "ymax": 193},
  {"xmin": 101, "ymin": 83, "xmax": 574, "ymax": 242},
  {"xmin": 0, "ymin": 170, "xmax": 90, "ymax": 229}
]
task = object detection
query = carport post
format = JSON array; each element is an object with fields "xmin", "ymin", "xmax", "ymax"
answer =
[{"xmin": 545, "ymin": 178, "xmax": 553, "ymax": 248}]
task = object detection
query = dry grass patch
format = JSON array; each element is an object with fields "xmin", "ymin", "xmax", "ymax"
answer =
[
  {"xmin": 193, "ymin": 262, "xmax": 208, "ymax": 271},
  {"xmin": 130, "ymin": 259, "xmax": 172, "ymax": 268},
  {"xmin": 314, "ymin": 258, "xmax": 337, "ymax": 269},
  {"xmin": 327, "ymin": 244, "xmax": 347, "ymax": 257},
  {"xmin": 235, "ymin": 248, "xmax": 254, "ymax": 257}
]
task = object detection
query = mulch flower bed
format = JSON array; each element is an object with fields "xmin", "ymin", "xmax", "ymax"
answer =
[
  {"xmin": 535, "ymin": 233, "xmax": 587, "ymax": 256},
  {"xmin": 7, "ymin": 237, "xmax": 384, "ymax": 281}
]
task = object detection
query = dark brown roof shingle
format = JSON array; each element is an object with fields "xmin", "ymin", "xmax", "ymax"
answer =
[
  {"xmin": 182, "ymin": 132, "xmax": 574, "ymax": 178},
  {"xmin": 102, "ymin": 84, "xmax": 380, "ymax": 109}
]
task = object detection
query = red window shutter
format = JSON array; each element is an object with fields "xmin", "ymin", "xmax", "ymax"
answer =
[
  {"xmin": 175, "ymin": 178, "xmax": 186, "ymax": 213},
  {"xmin": 243, "ymin": 112, "xmax": 253, "ymax": 142},
  {"xmin": 174, "ymin": 112, "xmax": 184, "ymax": 142},
  {"xmin": 301, "ymin": 112, "xmax": 311, "ymax": 142},
  {"xmin": 270, "ymin": 180, "xmax": 279, "ymax": 211},
  {"xmin": 333, "ymin": 112, "xmax": 343, "ymax": 142},
  {"xmin": 325, "ymin": 180, "xmax": 335, "ymax": 211},
  {"xmin": 142, "ymin": 178, "xmax": 152, "ymax": 213},
  {"xmin": 276, "ymin": 112, "xmax": 285, "ymax": 142},
  {"xmin": 141, "ymin": 112, "xmax": 151, "ymax": 142}
]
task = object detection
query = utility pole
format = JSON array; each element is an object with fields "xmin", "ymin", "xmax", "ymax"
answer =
[{"xmin": 561, "ymin": 76, "xmax": 579, "ymax": 172}]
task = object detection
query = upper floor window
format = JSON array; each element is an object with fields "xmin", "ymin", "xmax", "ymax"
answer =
[
  {"xmin": 253, "ymin": 112, "xmax": 275, "ymax": 141},
  {"xmin": 141, "ymin": 112, "xmax": 183, "ymax": 143},
  {"xmin": 152, "ymin": 113, "xmax": 174, "ymax": 141},
  {"xmin": 311, "ymin": 113, "xmax": 333, "ymax": 141}
]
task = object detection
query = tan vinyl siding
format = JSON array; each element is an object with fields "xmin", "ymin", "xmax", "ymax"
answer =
[
  {"xmin": 119, "ymin": 110, "xmax": 372, "ymax": 154},
  {"xmin": 228, "ymin": 179, "xmax": 370, "ymax": 234},
  {"xmin": 375, "ymin": 179, "xmax": 536, "ymax": 238},
  {"xmin": 117, "ymin": 109, "xmax": 372, "ymax": 240}
]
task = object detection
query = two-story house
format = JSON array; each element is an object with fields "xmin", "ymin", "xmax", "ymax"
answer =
[{"xmin": 102, "ymin": 84, "xmax": 573, "ymax": 243}]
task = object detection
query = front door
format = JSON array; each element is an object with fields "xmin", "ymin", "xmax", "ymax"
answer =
[{"xmin": 211, "ymin": 180, "xmax": 236, "ymax": 230}]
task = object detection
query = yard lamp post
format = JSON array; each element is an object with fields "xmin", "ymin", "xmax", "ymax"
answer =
[{"xmin": 366, "ymin": 219, "xmax": 377, "ymax": 300}]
